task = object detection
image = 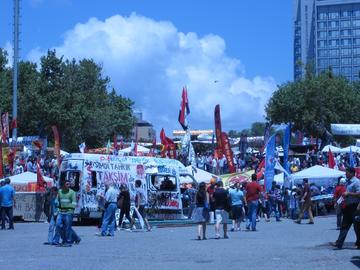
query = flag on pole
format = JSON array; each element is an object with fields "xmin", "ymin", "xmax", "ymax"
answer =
[
  {"xmin": 106, "ymin": 139, "xmax": 111, "ymax": 154},
  {"xmin": 160, "ymin": 128, "xmax": 176, "ymax": 158},
  {"xmin": 328, "ymin": 148, "xmax": 336, "ymax": 169},
  {"xmin": 51, "ymin": 126, "xmax": 61, "ymax": 167},
  {"xmin": 264, "ymin": 135, "xmax": 276, "ymax": 192},
  {"xmin": 283, "ymin": 124, "xmax": 291, "ymax": 173},
  {"xmin": 178, "ymin": 87, "xmax": 190, "ymax": 130},
  {"xmin": 79, "ymin": 142, "xmax": 86, "ymax": 153},
  {"xmin": 1, "ymin": 112, "xmax": 9, "ymax": 143}
]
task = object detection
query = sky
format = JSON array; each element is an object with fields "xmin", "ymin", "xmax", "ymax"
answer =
[{"xmin": 0, "ymin": 0, "xmax": 293, "ymax": 136}]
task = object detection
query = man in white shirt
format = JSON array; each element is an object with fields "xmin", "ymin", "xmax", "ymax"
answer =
[{"xmin": 100, "ymin": 182, "xmax": 118, "ymax": 236}]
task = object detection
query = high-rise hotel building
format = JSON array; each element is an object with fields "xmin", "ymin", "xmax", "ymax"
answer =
[{"xmin": 294, "ymin": 0, "xmax": 360, "ymax": 81}]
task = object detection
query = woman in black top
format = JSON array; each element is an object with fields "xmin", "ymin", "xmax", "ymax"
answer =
[
  {"xmin": 191, "ymin": 182, "xmax": 209, "ymax": 240},
  {"xmin": 118, "ymin": 184, "xmax": 131, "ymax": 229}
]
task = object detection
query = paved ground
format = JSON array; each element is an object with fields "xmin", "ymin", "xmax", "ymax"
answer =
[{"xmin": 0, "ymin": 216, "xmax": 359, "ymax": 270}]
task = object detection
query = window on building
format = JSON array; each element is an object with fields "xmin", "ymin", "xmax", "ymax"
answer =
[
  {"xmin": 341, "ymin": 48, "xmax": 352, "ymax": 56},
  {"xmin": 318, "ymin": 31, "xmax": 327, "ymax": 39},
  {"xmin": 355, "ymin": 29, "xmax": 360, "ymax": 36},
  {"xmin": 341, "ymin": 29, "xmax": 352, "ymax": 37},
  {"xmin": 318, "ymin": 22, "xmax": 327, "ymax": 29},
  {"xmin": 318, "ymin": 12, "xmax": 327, "ymax": 20},
  {"xmin": 354, "ymin": 47, "xmax": 360, "ymax": 55},
  {"xmin": 329, "ymin": 21, "xmax": 339, "ymax": 28},
  {"xmin": 353, "ymin": 66, "xmax": 360, "ymax": 75},
  {"xmin": 341, "ymin": 10, "xmax": 352, "ymax": 18},
  {"xmin": 318, "ymin": 59, "xmax": 328, "ymax": 68},
  {"xmin": 354, "ymin": 10, "xmax": 360, "ymax": 17},
  {"xmin": 329, "ymin": 58, "xmax": 340, "ymax": 66},
  {"xmin": 318, "ymin": 49, "xmax": 328, "ymax": 57},
  {"xmin": 341, "ymin": 67, "xmax": 352, "ymax": 75},
  {"xmin": 354, "ymin": 20, "xmax": 360, "ymax": 27},
  {"xmin": 318, "ymin": 40, "xmax": 327, "ymax": 48},
  {"xmin": 353, "ymin": 57, "xmax": 360, "ymax": 65},
  {"xmin": 341, "ymin": 58, "xmax": 352, "ymax": 65},
  {"xmin": 329, "ymin": 30, "xmax": 339, "ymax": 38},
  {"xmin": 354, "ymin": 38, "xmax": 360, "ymax": 45},
  {"xmin": 329, "ymin": 12, "xmax": 339, "ymax": 19},
  {"xmin": 341, "ymin": 39, "xmax": 352, "ymax": 46},
  {"xmin": 341, "ymin": 20, "xmax": 351, "ymax": 28},
  {"xmin": 329, "ymin": 49, "xmax": 339, "ymax": 57},
  {"xmin": 328, "ymin": 39, "xmax": 339, "ymax": 47}
]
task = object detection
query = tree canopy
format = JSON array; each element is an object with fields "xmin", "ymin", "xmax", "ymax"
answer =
[
  {"xmin": 266, "ymin": 70, "xmax": 360, "ymax": 137},
  {"xmin": 0, "ymin": 49, "xmax": 134, "ymax": 151}
]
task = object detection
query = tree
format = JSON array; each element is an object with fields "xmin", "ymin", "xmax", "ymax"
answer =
[
  {"xmin": 266, "ymin": 70, "xmax": 360, "ymax": 137},
  {"xmin": 0, "ymin": 48, "xmax": 135, "ymax": 152}
]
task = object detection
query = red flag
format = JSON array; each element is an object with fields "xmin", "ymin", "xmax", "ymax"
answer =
[
  {"xmin": 7, "ymin": 148, "xmax": 15, "ymax": 175},
  {"xmin": 160, "ymin": 128, "xmax": 176, "ymax": 159},
  {"xmin": 33, "ymin": 140, "xmax": 43, "ymax": 150},
  {"xmin": 328, "ymin": 148, "xmax": 336, "ymax": 169},
  {"xmin": 11, "ymin": 118, "xmax": 17, "ymax": 130},
  {"xmin": 214, "ymin": 105, "xmax": 223, "ymax": 157},
  {"xmin": 221, "ymin": 132, "xmax": 235, "ymax": 173},
  {"xmin": 178, "ymin": 87, "xmax": 190, "ymax": 130},
  {"xmin": 51, "ymin": 126, "xmax": 61, "ymax": 167},
  {"xmin": 36, "ymin": 159, "xmax": 46, "ymax": 191}
]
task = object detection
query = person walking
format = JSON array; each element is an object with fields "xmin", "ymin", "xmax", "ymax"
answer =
[
  {"xmin": 268, "ymin": 181, "xmax": 281, "ymax": 222},
  {"xmin": 129, "ymin": 180, "xmax": 152, "ymax": 231},
  {"xmin": 229, "ymin": 182, "xmax": 246, "ymax": 231},
  {"xmin": 213, "ymin": 181, "xmax": 230, "ymax": 239},
  {"xmin": 100, "ymin": 182, "xmax": 118, "ymax": 236},
  {"xmin": 43, "ymin": 187, "xmax": 59, "ymax": 245},
  {"xmin": 191, "ymin": 182, "xmax": 209, "ymax": 240},
  {"xmin": 245, "ymin": 174, "xmax": 261, "ymax": 231},
  {"xmin": 0, "ymin": 178, "xmax": 15, "ymax": 230},
  {"xmin": 333, "ymin": 177, "xmax": 347, "ymax": 230},
  {"xmin": 117, "ymin": 184, "xmax": 131, "ymax": 229},
  {"xmin": 294, "ymin": 178, "xmax": 314, "ymax": 224},
  {"xmin": 331, "ymin": 167, "xmax": 360, "ymax": 249}
]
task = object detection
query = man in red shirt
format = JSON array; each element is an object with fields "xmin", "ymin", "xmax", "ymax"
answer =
[
  {"xmin": 245, "ymin": 174, "xmax": 262, "ymax": 231},
  {"xmin": 295, "ymin": 178, "xmax": 314, "ymax": 224},
  {"xmin": 334, "ymin": 177, "xmax": 346, "ymax": 230}
]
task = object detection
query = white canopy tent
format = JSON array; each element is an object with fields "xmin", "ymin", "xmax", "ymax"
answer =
[
  {"xmin": 1, "ymin": 171, "xmax": 53, "ymax": 184},
  {"xmin": 119, "ymin": 145, "xmax": 150, "ymax": 154},
  {"xmin": 340, "ymin": 145, "xmax": 360, "ymax": 154},
  {"xmin": 321, "ymin": 145, "xmax": 342, "ymax": 153},
  {"xmin": 179, "ymin": 166, "xmax": 218, "ymax": 184},
  {"xmin": 290, "ymin": 165, "xmax": 345, "ymax": 186}
]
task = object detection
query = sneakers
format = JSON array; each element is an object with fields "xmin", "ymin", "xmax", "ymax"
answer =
[
  {"xmin": 224, "ymin": 235, "xmax": 229, "ymax": 239},
  {"xmin": 294, "ymin": 220, "xmax": 301, "ymax": 224}
]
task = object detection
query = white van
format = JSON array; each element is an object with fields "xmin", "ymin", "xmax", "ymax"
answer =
[{"xmin": 59, "ymin": 153, "xmax": 195, "ymax": 220}]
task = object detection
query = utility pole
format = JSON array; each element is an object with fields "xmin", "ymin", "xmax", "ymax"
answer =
[{"xmin": 12, "ymin": 0, "xmax": 20, "ymax": 141}]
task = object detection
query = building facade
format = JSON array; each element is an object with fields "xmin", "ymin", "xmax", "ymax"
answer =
[
  {"xmin": 294, "ymin": 0, "xmax": 360, "ymax": 81},
  {"xmin": 131, "ymin": 110, "xmax": 156, "ymax": 142}
]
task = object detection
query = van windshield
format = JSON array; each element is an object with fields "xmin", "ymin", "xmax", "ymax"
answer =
[{"xmin": 150, "ymin": 175, "xmax": 177, "ymax": 191}]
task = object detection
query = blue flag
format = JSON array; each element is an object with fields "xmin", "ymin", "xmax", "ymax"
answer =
[
  {"xmin": 265, "ymin": 135, "xmax": 276, "ymax": 192},
  {"xmin": 350, "ymin": 146, "xmax": 355, "ymax": 168},
  {"xmin": 283, "ymin": 124, "xmax": 291, "ymax": 174}
]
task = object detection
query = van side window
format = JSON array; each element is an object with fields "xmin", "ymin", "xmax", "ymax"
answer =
[{"xmin": 91, "ymin": 171, "xmax": 97, "ymax": 188}]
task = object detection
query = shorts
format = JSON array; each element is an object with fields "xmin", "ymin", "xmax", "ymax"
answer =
[
  {"xmin": 215, "ymin": 209, "xmax": 229, "ymax": 224},
  {"xmin": 132, "ymin": 205, "xmax": 147, "ymax": 219},
  {"xmin": 231, "ymin": 205, "xmax": 243, "ymax": 220}
]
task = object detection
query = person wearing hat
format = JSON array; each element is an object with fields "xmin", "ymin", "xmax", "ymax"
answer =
[
  {"xmin": 333, "ymin": 177, "xmax": 347, "ymax": 230},
  {"xmin": 331, "ymin": 167, "xmax": 360, "ymax": 249}
]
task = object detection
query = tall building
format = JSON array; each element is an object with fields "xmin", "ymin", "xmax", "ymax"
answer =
[
  {"xmin": 294, "ymin": 0, "xmax": 360, "ymax": 81},
  {"xmin": 131, "ymin": 109, "xmax": 156, "ymax": 142}
]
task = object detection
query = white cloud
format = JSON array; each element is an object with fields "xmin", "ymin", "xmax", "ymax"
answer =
[{"xmin": 27, "ymin": 13, "xmax": 277, "ymax": 134}]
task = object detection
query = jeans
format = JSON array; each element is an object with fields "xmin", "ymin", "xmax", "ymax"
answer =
[
  {"xmin": 53, "ymin": 213, "xmax": 73, "ymax": 244},
  {"xmin": 47, "ymin": 215, "xmax": 56, "ymax": 243},
  {"xmin": 101, "ymin": 203, "xmax": 117, "ymax": 236},
  {"xmin": 1, "ymin": 206, "xmax": 14, "ymax": 229},
  {"xmin": 270, "ymin": 202, "xmax": 281, "ymax": 221},
  {"xmin": 246, "ymin": 201, "xmax": 259, "ymax": 230}
]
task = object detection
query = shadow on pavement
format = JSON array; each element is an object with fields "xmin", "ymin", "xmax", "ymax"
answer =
[{"xmin": 351, "ymin": 256, "xmax": 360, "ymax": 268}]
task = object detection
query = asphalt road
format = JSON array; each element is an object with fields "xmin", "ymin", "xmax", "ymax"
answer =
[{"xmin": 0, "ymin": 216, "xmax": 359, "ymax": 270}]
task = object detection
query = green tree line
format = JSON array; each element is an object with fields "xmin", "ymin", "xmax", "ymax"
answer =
[{"xmin": 0, "ymin": 49, "xmax": 134, "ymax": 151}]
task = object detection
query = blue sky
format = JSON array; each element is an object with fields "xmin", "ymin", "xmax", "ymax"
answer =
[{"xmin": 0, "ymin": 0, "xmax": 293, "ymax": 134}]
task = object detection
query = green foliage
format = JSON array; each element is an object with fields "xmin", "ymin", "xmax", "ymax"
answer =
[
  {"xmin": 0, "ymin": 49, "xmax": 134, "ymax": 151},
  {"xmin": 266, "ymin": 71, "xmax": 360, "ymax": 137},
  {"xmin": 229, "ymin": 122, "xmax": 270, "ymax": 137}
]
